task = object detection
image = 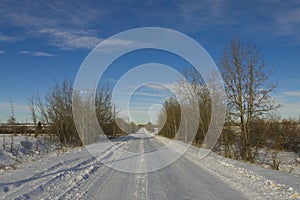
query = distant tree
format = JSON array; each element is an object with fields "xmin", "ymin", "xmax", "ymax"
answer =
[
  {"xmin": 7, "ymin": 100, "xmax": 16, "ymax": 133},
  {"xmin": 145, "ymin": 122, "xmax": 155, "ymax": 132},
  {"xmin": 129, "ymin": 122, "xmax": 139, "ymax": 133},
  {"xmin": 158, "ymin": 97, "xmax": 181, "ymax": 138},
  {"xmin": 220, "ymin": 38, "xmax": 279, "ymax": 161},
  {"xmin": 8, "ymin": 100, "xmax": 16, "ymax": 152}
]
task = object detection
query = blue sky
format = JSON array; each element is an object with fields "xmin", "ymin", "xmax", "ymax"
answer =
[{"xmin": 0, "ymin": 0, "xmax": 300, "ymax": 123}]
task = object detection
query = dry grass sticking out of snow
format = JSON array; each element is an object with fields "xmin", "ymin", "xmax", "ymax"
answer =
[{"xmin": 0, "ymin": 134, "xmax": 61, "ymax": 172}]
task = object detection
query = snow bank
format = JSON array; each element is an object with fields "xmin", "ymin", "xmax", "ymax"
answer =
[{"xmin": 156, "ymin": 135, "xmax": 300, "ymax": 199}]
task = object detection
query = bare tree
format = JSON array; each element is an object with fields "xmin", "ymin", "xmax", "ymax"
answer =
[
  {"xmin": 36, "ymin": 91, "xmax": 49, "ymax": 126},
  {"xmin": 73, "ymin": 84, "xmax": 117, "ymax": 144},
  {"xmin": 157, "ymin": 97, "xmax": 181, "ymax": 138},
  {"xmin": 8, "ymin": 100, "xmax": 16, "ymax": 152},
  {"xmin": 176, "ymin": 69, "xmax": 211, "ymax": 144},
  {"xmin": 73, "ymin": 90, "xmax": 99, "ymax": 145},
  {"xmin": 220, "ymin": 38, "xmax": 279, "ymax": 161},
  {"xmin": 28, "ymin": 96, "xmax": 37, "ymax": 127},
  {"xmin": 46, "ymin": 80, "xmax": 81, "ymax": 146}
]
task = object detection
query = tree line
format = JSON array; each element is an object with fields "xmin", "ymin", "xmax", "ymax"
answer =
[
  {"xmin": 157, "ymin": 38, "xmax": 300, "ymax": 164},
  {"xmin": 3, "ymin": 80, "xmax": 139, "ymax": 148}
]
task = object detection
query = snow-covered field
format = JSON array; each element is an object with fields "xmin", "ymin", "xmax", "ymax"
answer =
[
  {"xmin": 255, "ymin": 148, "xmax": 300, "ymax": 176},
  {"xmin": 0, "ymin": 138, "xmax": 131, "ymax": 199},
  {"xmin": 0, "ymin": 130, "xmax": 299, "ymax": 199},
  {"xmin": 0, "ymin": 134, "xmax": 60, "ymax": 172},
  {"xmin": 214, "ymin": 145, "xmax": 300, "ymax": 176}
]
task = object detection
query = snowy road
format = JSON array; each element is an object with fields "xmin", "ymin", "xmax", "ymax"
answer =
[
  {"xmin": 0, "ymin": 128, "xmax": 299, "ymax": 199},
  {"xmin": 81, "ymin": 134, "xmax": 246, "ymax": 200}
]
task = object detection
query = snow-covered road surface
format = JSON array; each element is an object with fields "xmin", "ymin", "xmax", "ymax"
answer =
[{"xmin": 0, "ymin": 128, "xmax": 299, "ymax": 199}]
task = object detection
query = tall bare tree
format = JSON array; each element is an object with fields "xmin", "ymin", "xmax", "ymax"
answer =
[
  {"xmin": 36, "ymin": 92, "xmax": 49, "ymax": 126},
  {"xmin": 220, "ymin": 38, "xmax": 278, "ymax": 161}
]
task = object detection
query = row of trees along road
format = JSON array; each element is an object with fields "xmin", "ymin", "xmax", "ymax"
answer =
[
  {"xmin": 158, "ymin": 38, "xmax": 300, "ymax": 163},
  {"xmin": 27, "ymin": 81, "xmax": 139, "ymax": 147}
]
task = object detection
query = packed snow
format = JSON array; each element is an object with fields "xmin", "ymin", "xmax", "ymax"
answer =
[
  {"xmin": 0, "ymin": 129, "xmax": 299, "ymax": 199},
  {"xmin": 157, "ymin": 135, "xmax": 300, "ymax": 199}
]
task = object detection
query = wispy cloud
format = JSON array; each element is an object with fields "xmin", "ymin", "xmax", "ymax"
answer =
[
  {"xmin": 253, "ymin": 2, "xmax": 300, "ymax": 42},
  {"xmin": 282, "ymin": 90, "xmax": 300, "ymax": 97},
  {"xmin": 20, "ymin": 50, "xmax": 56, "ymax": 57},
  {"xmin": 39, "ymin": 28, "xmax": 102, "ymax": 50},
  {"xmin": 145, "ymin": 83, "xmax": 167, "ymax": 91},
  {"xmin": 38, "ymin": 28, "xmax": 148, "ymax": 51},
  {"xmin": 0, "ymin": 50, "xmax": 5, "ymax": 54},
  {"xmin": 0, "ymin": 1, "xmax": 105, "ymax": 50},
  {"xmin": 273, "ymin": 7, "xmax": 300, "ymax": 38},
  {"xmin": 95, "ymin": 38, "xmax": 151, "ymax": 53},
  {"xmin": 176, "ymin": 0, "xmax": 235, "ymax": 30},
  {"xmin": 176, "ymin": 1, "xmax": 300, "ymax": 43},
  {"xmin": 0, "ymin": 1, "xmax": 103, "ymax": 29},
  {"xmin": 132, "ymin": 92, "xmax": 166, "ymax": 98},
  {"xmin": 144, "ymin": 82, "xmax": 178, "ymax": 92},
  {"xmin": 0, "ymin": 34, "xmax": 20, "ymax": 42}
]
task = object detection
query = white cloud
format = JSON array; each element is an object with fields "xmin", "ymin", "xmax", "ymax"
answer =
[
  {"xmin": 39, "ymin": 28, "xmax": 103, "ymax": 50},
  {"xmin": 95, "ymin": 38, "xmax": 150, "ymax": 53},
  {"xmin": 0, "ymin": 34, "xmax": 20, "ymax": 42},
  {"xmin": 0, "ymin": 1, "xmax": 106, "ymax": 49},
  {"xmin": 0, "ymin": 1, "xmax": 104, "ymax": 30},
  {"xmin": 144, "ymin": 82, "xmax": 178, "ymax": 92},
  {"xmin": 132, "ymin": 92, "xmax": 166, "ymax": 98},
  {"xmin": 20, "ymin": 50, "xmax": 56, "ymax": 57},
  {"xmin": 145, "ymin": 83, "xmax": 167, "ymax": 91},
  {"xmin": 39, "ymin": 28, "xmax": 148, "ymax": 51},
  {"xmin": 282, "ymin": 90, "xmax": 300, "ymax": 97},
  {"xmin": 0, "ymin": 50, "xmax": 5, "ymax": 54}
]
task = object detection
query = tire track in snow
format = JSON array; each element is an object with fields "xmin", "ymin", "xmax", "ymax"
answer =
[
  {"xmin": 9, "ymin": 157, "xmax": 97, "ymax": 200},
  {"xmin": 0, "ymin": 155, "xmax": 86, "ymax": 199},
  {"xmin": 80, "ymin": 140, "xmax": 132, "ymax": 200},
  {"xmin": 2, "ymin": 141, "xmax": 129, "ymax": 200},
  {"xmin": 61, "ymin": 140, "xmax": 131, "ymax": 200},
  {"xmin": 133, "ymin": 138, "xmax": 149, "ymax": 200}
]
